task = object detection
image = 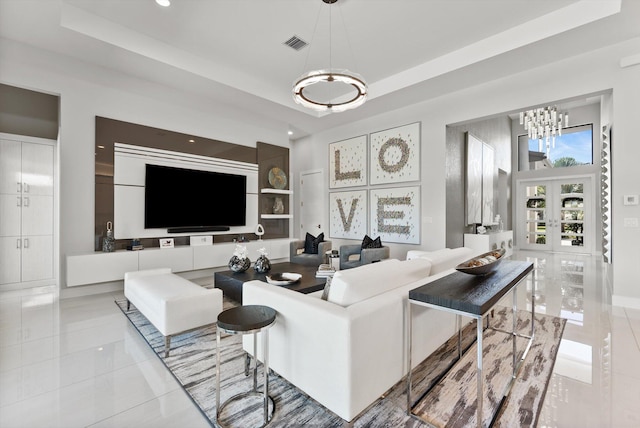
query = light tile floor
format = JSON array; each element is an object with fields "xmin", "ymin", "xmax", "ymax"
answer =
[{"xmin": 0, "ymin": 251, "xmax": 639, "ymax": 427}]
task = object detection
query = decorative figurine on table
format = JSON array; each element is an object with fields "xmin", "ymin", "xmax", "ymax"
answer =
[
  {"xmin": 255, "ymin": 223, "xmax": 265, "ymax": 241},
  {"xmin": 254, "ymin": 247, "xmax": 271, "ymax": 273},
  {"xmin": 228, "ymin": 244, "xmax": 251, "ymax": 273}
]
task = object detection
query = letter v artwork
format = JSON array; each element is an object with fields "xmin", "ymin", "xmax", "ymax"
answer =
[{"xmin": 329, "ymin": 191, "xmax": 367, "ymax": 239}]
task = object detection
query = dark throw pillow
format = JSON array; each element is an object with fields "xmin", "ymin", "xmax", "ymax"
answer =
[
  {"xmin": 304, "ymin": 232, "xmax": 324, "ymax": 254},
  {"xmin": 361, "ymin": 235, "xmax": 382, "ymax": 249}
]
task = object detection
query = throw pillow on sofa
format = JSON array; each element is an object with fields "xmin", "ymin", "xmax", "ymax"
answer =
[
  {"xmin": 361, "ymin": 234, "xmax": 382, "ymax": 249},
  {"xmin": 304, "ymin": 232, "xmax": 324, "ymax": 254}
]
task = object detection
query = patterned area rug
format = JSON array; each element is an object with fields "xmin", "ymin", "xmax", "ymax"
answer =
[{"xmin": 115, "ymin": 298, "xmax": 564, "ymax": 427}]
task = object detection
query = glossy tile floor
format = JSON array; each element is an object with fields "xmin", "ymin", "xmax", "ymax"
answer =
[{"xmin": 1, "ymin": 251, "xmax": 639, "ymax": 427}]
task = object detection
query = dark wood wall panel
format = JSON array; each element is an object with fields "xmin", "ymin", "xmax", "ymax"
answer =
[{"xmin": 94, "ymin": 116, "xmax": 262, "ymax": 251}]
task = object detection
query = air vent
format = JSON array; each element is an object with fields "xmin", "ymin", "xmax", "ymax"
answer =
[{"xmin": 283, "ymin": 35, "xmax": 308, "ymax": 51}]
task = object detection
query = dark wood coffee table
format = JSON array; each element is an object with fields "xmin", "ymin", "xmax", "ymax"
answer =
[{"xmin": 214, "ymin": 262, "xmax": 326, "ymax": 303}]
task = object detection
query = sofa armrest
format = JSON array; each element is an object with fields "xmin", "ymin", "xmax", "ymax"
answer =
[
  {"xmin": 289, "ymin": 240, "xmax": 305, "ymax": 257},
  {"xmin": 360, "ymin": 246, "xmax": 390, "ymax": 264},
  {"xmin": 340, "ymin": 244, "xmax": 361, "ymax": 264},
  {"xmin": 318, "ymin": 240, "xmax": 332, "ymax": 255}
]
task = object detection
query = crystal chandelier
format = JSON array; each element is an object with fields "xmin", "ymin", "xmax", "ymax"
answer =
[
  {"xmin": 520, "ymin": 106, "xmax": 569, "ymax": 157},
  {"xmin": 292, "ymin": 0, "xmax": 367, "ymax": 113}
]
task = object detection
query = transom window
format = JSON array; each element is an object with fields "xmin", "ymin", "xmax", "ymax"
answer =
[{"xmin": 518, "ymin": 124, "xmax": 593, "ymax": 171}]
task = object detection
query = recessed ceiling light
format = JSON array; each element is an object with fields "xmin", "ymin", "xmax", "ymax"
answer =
[
  {"xmin": 156, "ymin": 0, "xmax": 170, "ymax": 7},
  {"xmin": 188, "ymin": 139, "xmax": 195, "ymax": 143},
  {"xmin": 288, "ymin": 131, "xmax": 293, "ymax": 136},
  {"xmin": 97, "ymin": 145, "xmax": 105, "ymax": 149}
]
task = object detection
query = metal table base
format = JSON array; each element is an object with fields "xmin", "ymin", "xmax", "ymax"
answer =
[{"xmin": 215, "ymin": 310, "xmax": 275, "ymax": 427}]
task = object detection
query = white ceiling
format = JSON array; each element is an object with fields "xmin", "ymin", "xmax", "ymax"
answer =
[{"xmin": 0, "ymin": 0, "xmax": 638, "ymax": 138}]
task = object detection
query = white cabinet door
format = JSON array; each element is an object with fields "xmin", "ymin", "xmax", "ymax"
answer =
[
  {"xmin": 20, "ymin": 143, "xmax": 54, "ymax": 196},
  {"xmin": 21, "ymin": 235, "xmax": 53, "ymax": 282},
  {"xmin": 0, "ymin": 138, "xmax": 56, "ymax": 286},
  {"xmin": 0, "ymin": 237, "xmax": 21, "ymax": 284},
  {"xmin": 0, "ymin": 139, "xmax": 21, "ymax": 195},
  {"xmin": 0, "ymin": 195, "xmax": 21, "ymax": 236},
  {"xmin": 21, "ymin": 195, "xmax": 53, "ymax": 236}
]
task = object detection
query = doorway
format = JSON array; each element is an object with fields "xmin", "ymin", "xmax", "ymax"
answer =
[
  {"xmin": 299, "ymin": 169, "xmax": 325, "ymax": 239},
  {"xmin": 517, "ymin": 176, "xmax": 594, "ymax": 254}
]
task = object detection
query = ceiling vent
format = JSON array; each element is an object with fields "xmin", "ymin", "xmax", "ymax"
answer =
[{"xmin": 283, "ymin": 35, "xmax": 308, "ymax": 51}]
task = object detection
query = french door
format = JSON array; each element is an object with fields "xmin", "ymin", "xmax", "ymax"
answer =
[{"xmin": 517, "ymin": 177, "xmax": 593, "ymax": 253}]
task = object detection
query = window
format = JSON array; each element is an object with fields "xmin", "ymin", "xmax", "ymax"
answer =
[{"xmin": 518, "ymin": 124, "xmax": 593, "ymax": 171}]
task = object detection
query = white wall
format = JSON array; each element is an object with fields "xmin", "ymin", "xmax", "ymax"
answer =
[
  {"xmin": 0, "ymin": 38, "xmax": 290, "ymax": 291},
  {"xmin": 292, "ymin": 37, "xmax": 640, "ymax": 308}
]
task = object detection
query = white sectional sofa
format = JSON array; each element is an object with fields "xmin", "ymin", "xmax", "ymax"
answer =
[{"xmin": 241, "ymin": 247, "xmax": 476, "ymax": 422}]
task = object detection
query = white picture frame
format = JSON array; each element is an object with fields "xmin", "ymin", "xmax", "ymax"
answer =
[
  {"xmin": 370, "ymin": 186, "xmax": 420, "ymax": 244},
  {"xmin": 159, "ymin": 238, "xmax": 175, "ymax": 249},
  {"xmin": 369, "ymin": 122, "xmax": 420, "ymax": 185},
  {"xmin": 329, "ymin": 135, "xmax": 368, "ymax": 188},
  {"xmin": 329, "ymin": 190, "xmax": 368, "ymax": 239},
  {"xmin": 623, "ymin": 195, "xmax": 639, "ymax": 205}
]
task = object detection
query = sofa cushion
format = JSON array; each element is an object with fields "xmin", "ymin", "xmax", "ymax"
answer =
[
  {"xmin": 327, "ymin": 258, "xmax": 432, "ymax": 307},
  {"xmin": 304, "ymin": 232, "xmax": 324, "ymax": 254}
]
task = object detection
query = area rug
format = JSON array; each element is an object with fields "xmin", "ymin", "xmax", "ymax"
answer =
[{"xmin": 115, "ymin": 298, "xmax": 564, "ymax": 427}]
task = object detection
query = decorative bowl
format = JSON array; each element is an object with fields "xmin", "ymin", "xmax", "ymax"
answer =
[
  {"xmin": 266, "ymin": 272, "xmax": 301, "ymax": 286},
  {"xmin": 268, "ymin": 167, "xmax": 287, "ymax": 189},
  {"xmin": 455, "ymin": 248, "xmax": 506, "ymax": 276}
]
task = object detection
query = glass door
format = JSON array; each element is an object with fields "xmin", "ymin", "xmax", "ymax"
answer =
[
  {"xmin": 518, "ymin": 177, "xmax": 593, "ymax": 253},
  {"xmin": 558, "ymin": 180, "xmax": 587, "ymax": 250},
  {"xmin": 523, "ymin": 183, "xmax": 551, "ymax": 250}
]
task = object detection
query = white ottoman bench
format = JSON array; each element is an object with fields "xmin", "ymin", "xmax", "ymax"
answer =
[{"xmin": 124, "ymin": 268, "xmax": 223, "ymax": 357}]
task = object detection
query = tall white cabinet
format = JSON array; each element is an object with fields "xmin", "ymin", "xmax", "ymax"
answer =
[{"xmin": 0, "ymin": 136, "xmax": 55, "ymax": 287}]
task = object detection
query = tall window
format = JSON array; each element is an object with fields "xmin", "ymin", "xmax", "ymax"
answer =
[{"xmin": 518, "ymin": 124, "xmax": 593, "ymax": 171}]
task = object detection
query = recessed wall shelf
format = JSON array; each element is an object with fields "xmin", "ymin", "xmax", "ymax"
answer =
[{"xmin": 261, "ymin": 188, "xmax": 293, "ymax": 195}]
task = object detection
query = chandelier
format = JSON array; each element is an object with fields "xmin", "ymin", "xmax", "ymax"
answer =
[
  {"xmin": 520, "ymin": 106, "xmax": 569, "ymax": 157},
  {"xmin": 292, "ymin": 0, "xmax": 368, "ymax": 113}
]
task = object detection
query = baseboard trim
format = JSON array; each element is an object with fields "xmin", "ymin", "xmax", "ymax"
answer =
[
  {"xmin": 61, "ymin": 281, "xmax": 123, "ymax": 299},
  {"xmin": 612, "ymin": 294, "xmax": 640, "ymax": 310}
]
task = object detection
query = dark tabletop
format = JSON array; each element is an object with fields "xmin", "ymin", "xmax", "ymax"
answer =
[
  {"xmin": 214, "ymin": 262, "xmax": 326, "ymax": 303},
  {"xmin": 408, "ymin": 260, "xmax": 534, "ymax": 316},
  {"xmin": 217, "ymin": 305, "xmax": 276, "ymax": 332}
]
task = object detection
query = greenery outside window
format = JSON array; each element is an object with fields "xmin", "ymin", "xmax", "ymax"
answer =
[{"xmin": 518, "ymin": 124, "xmax": 593, "ymax": 171}]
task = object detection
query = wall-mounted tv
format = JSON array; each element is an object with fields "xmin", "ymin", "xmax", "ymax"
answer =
[{"xmin": 144, "ymin": 164, "xmax": 247, "ymax": 231}]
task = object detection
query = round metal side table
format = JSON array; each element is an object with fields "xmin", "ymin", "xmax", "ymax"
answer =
[{"xmin": 215, "ymin": 305, "xmax": 276, "ymax": 427}]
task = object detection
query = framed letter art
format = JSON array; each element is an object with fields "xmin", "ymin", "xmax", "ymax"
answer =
[
  {"xmin": 329, "ymin": 136, "xmax": 367, "ymax": 188},
  {"xmin": 370, "ymin": 186, "xmax": 420, "ymax": 244},
  {"xmin": 329, "ymin": 190, "xmax": 367, "ymax": 239},
  {"xmin": 370, "ymin": 122, "xmax": 420, "ymax": 185}
]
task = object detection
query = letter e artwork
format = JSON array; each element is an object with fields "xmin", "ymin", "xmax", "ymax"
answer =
[{"xmin": 370, "ymin": 186, "xmax": 420, "ymax": 244}]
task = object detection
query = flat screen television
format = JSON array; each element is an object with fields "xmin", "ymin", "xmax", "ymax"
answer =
[{"xmin": 144, "ymin": 164, "xmax": 246, "ymax": 231}]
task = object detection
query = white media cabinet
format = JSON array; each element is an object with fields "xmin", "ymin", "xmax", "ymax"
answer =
[{"xmin": 66, "ymin": 238, "xmax": 291, "ymax": 287}]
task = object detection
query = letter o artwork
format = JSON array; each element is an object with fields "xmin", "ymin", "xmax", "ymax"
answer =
[{"xmin": 378, "ymin": 137, "xmax": 410, "ymax": 173}]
